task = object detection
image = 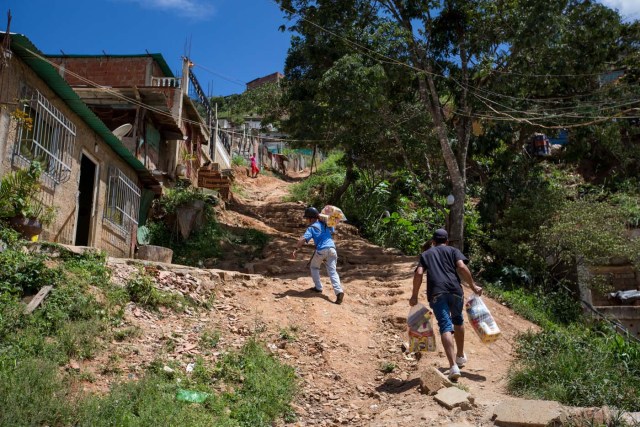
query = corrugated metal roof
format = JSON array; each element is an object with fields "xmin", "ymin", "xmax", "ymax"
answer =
[{"xmin": 5, "ymin": 33, "xmax": 159, "ymax": 188}]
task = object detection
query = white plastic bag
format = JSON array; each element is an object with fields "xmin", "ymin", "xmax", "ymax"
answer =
[{"xmin": 465, "ymin": 295, "xmax": 501, "ymax": 343}]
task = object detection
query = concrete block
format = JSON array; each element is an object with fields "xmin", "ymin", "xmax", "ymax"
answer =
[
  {"xmin": 434, "ymin": 387, "xmax": 471, "ymax": 410},
  {"xmin": 493, "ymin": 399, "xmax": 567, "ymax": 427},
  {"xmin": 420, "ymin": 369, "xmax": 445, "ymax": 395}
]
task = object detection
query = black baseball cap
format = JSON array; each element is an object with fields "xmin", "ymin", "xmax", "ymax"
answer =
[{"xmin": 433, "ymin": 229, "xmax": 448, "ymax": 241}]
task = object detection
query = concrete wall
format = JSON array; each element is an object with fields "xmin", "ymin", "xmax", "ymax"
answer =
[
  {"xmin": 578, "ymin": 261, "xmax": 640, "ymax": 338},
  {"xmin": 51, "ymin": 56, "xmax": 164, "ymax": 87},
  {"xmin": 0, "ymin": 52, "xmax": 141, "ymax": 257}
]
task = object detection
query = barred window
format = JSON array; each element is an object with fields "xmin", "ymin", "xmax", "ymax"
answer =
[
  {"xmin": 104, "ymin": 166, "xmax": 140, "ymax": 234},
  {"xmin": 13, "ymin": 85, "xmax": 74, "ymax": 186}
]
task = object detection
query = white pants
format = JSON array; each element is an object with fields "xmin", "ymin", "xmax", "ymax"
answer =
[{"xmin": 310, "ymin": 248, "xmax": 343, "ymax": 295}]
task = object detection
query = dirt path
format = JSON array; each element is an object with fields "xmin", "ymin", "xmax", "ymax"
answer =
[
  {"xmin": 215, "ymin": 169, "xmax": 540, "ymax": 426},
  {"xmin": 80, "ymin": 168, "xmax": 540, "ymax": 426}
]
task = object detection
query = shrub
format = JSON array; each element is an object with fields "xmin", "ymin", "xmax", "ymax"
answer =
[
  {"xmin": 126, "ymin": 268, "xmax": 186, "ymax": 311},
  {"xmin": 0, "ymin": 249, "xmax": 61, "ymax": 294},
  {"xmin": 232, "ymin": 155, "xmax": 247, "ymax": 166},
  {"xmin": 0, "ymin": 358, "xmax": 72, "ymax": 426}
]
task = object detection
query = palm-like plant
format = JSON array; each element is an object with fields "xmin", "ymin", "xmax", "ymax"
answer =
[{"xmin": 0, "ymin": 162, "xmax": 56, "ymax": 227}]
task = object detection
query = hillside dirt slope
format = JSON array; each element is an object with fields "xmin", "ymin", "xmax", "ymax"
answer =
[
  {"xmin": 212, "ymin": 168, "xmax": 540, "ymax": 426},
  {"xmin": 85, "ymin": 167, "xmax": 540, "ymax": 426}
]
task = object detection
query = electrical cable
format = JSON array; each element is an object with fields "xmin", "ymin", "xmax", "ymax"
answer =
[{"xmin": 273, "ymin": 0, "xmax": 640, "ymax": 126}]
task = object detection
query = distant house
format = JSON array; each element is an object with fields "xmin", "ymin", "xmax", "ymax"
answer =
[
  {"xmin": 246, "ymin": 72, "xmax": 283, "ymax": 91},
  {"xmin": 0, "ymin": 33, "xmax": 153, "ymax": 257}
]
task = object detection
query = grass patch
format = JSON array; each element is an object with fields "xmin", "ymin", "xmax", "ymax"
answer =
[
  {"xmin": 0, "ymin": 358, "xmax": 73, "ymax": 426},
  {"xmin": 509, "ymin": 326, "xmax": 640, "ymax": 411},
  {"xmin": 486, "ymin": 281, "xmax": 640, "ymax": 411},
  {"xmin": 0, "ymin": 228, "xmax": 298, "ymax": 425},
  {"xmin": 200, "ymin": 329, "xmax": 221, "ymax": 349},
  {"xmin": 486, "ymin": 282, "xmax": 583, "ymax": 329},
  {"xmin": 77, "ymin": 340, "xmax": 297, "ymax": 426},
  {"xmin": 379, "ymin": 361, "xmax": 397, "ymax": 373},
  {"xmin": 126, "ymin": 267, "xmax": 187, "ymax": 311},
  {"xmin": 279, "ymin": 327, "xmax": 297, "ymax": 342},
  {"xmin": 113, "ymin": 325, "xmax": 141, "ymax": 342}
]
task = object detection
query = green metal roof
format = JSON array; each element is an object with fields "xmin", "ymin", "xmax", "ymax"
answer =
[
  {"xmin": 6, "ymin": 33, "xmax": 158, "ymax": 187},
  {"xmin": 46, "ymin": 52, "xmax": 175, "ymax": 78}
]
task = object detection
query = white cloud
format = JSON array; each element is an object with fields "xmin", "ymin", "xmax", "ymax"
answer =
[
  {"xmin": 599, "ymin": 0, "xmax": 640, "ymax": 21},
  {"xmin": 124, "ymin": 0, "xmax": 216, "ymax": 20}
]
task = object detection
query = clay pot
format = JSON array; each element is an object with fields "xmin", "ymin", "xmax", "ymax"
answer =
[{"xmin": 9, "ymin": 215, "xmax": 43, "ymax": 241}]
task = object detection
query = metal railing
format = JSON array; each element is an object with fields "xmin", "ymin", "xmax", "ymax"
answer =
[
  {"xmin": 151, "ymin": 76, "xmax": 181, "ymax": 88},
  {"xmin": 104, "ymin": 166, "xmax": 141, "ymax": 235},
  {"xmin": 13, "ymin": 89, "xmax": 74, "ymax": 186}
]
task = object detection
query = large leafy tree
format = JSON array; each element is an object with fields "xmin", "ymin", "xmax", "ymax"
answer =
[{"xmin": 277, "ymin": 0, "xmax": 635, "ymax": 250}]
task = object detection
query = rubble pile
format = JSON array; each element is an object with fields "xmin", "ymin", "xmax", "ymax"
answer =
[{"xmin": 108, "ymin": 258, "xmax": 221, "ymax": 304}]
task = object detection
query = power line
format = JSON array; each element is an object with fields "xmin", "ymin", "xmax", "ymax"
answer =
[
  {"xmin": 192, "ymin": 62, "xmax": 247, "ymax": 87},
  {"xmin": 22, "ymin": 46, "xmax": 329, "ymax": 144},
  {"xmin": 273, "ymin": 0, "xmax": 640, "ymax": 126}
]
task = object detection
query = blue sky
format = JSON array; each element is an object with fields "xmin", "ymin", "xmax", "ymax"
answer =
[{"xmin": 0, "ymin": 0, "xmax": 291, "ymax": 96}]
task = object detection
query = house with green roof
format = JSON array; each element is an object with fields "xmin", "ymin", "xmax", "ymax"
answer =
[{"xmin": 0, "ymin": 32, "xmax": 152, "ymax": 257}]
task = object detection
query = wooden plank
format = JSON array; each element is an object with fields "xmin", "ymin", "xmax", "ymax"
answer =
[{"xmin": 24, "ymin": 285, "xmax": 53, "ymax": 315}]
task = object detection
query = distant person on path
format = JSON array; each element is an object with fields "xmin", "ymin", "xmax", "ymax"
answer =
[
  {"xmin": 410, "ymin": 228, "xmax": 483, "ymax": 380},
  {"xmin": 292, "ymin": 206, "xmax": 344, "ymax": 305},
  {"xmin": 250, "ymin": 153, "xmax": 260, "ymax": 178}
]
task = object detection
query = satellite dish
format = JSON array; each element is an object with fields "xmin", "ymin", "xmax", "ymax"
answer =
[{"xmin": 112, "ymin": 123, "xmax": 132, "ymax": 139}]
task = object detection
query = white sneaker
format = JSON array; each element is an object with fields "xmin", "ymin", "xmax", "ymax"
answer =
[
  {"xmin": 455, "ymin": 353, "xmax": 467, "ymax": 367},
  {"xmin": 448, "ymin": 365, "xmax": 461, "ymax": 381}
]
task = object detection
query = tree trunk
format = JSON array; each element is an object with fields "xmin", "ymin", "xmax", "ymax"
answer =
[
  {"xmin": 329, "ymin": 159, "xmax": 355, "ymax": 206},
  {"xmin": 417, "ymin": 72, "xmax": 467, "ymax": 251}
]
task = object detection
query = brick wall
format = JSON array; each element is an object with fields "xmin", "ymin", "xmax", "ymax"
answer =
[
  {"xmin": 51, "ymin": 56, "xmax": 165, "ymax": 87},
  {"xmin": 246, "ymin": 72, "xmax": 283, "ymax": 91}
]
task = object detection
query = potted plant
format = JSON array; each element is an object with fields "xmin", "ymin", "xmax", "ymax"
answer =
[
  {"xmin": 175, "ymin": 147, "xmax": 197, "ymax": 178},
  {"xmin": 0, "ymin": 161, "xmax": 56, "ymax": 240}
]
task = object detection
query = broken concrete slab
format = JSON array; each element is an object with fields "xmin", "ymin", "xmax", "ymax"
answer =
[
  {"xmin": 420, "ymin": 367, "xmax": 453, "ymax": 395},
  {"xmin": 493, "ymin": 399, "xmax": 568, "ymax": 427},
  {"xmin": 434, "ymin": 386, "xmax": 472, "ymax": 410}
]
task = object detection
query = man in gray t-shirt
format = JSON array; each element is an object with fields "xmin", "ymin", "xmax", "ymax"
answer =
[{"xmin": 410, "ymin": 229, "xmax": 482, "ymax": 381}]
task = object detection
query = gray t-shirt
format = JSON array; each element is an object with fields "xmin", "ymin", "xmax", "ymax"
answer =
[{"xmin": 418, "ymin": 245, "xmax": 468, "ymax": 302}]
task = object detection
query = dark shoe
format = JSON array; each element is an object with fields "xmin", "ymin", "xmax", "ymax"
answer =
[
  {"xmin": 309, "ymin": 287, "xmax": 322, "ymax": 293},
  {"xmin": 335, "ymin": 293, "xmax": 344, "ymax": 304}
]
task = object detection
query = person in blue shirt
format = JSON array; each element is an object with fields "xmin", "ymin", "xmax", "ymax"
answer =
[{"xmin": 292, "ymin": 206, "xmax": 344, "ymax": 304}]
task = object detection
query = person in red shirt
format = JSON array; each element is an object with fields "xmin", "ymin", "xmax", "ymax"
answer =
[{"xmin": 250, "ymin": 153, "xmax": 260, "ymax": 178}]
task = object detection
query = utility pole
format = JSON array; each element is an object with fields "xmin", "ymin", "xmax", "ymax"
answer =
[{"xmin": 213, "ymin": 103, "xmax": 218, "ymax": 163}]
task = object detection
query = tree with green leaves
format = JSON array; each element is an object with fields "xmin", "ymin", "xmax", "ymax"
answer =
[{"xmin": 277, "ymin": 0, "xmax": 637, "ymax": 251}]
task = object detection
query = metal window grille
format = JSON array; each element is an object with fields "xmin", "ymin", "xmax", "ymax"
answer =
[
  {"xmin": 104, "ymin": 166, "xmax": 141, "ymax": 234},
  {"xmin": 13, "ymin": 87, "xmax": 74, "ymax": 186}
]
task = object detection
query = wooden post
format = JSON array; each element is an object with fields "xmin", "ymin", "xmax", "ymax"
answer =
[
  {"xmin": 24, "ymin": 286, "xmax": 53, "ymax": 315},
  {"xmin": 310, "ymin": 144, "xmax": 317, "ymax": 175}
]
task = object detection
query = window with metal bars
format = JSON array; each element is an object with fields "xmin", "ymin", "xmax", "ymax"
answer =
[
  {"xmin": 13, "ymin": 85, "xmax": 74, "ymax": 186},
  {"xmin": 104, "ymin": 166, "xmax": 141, "ymax": 234}
]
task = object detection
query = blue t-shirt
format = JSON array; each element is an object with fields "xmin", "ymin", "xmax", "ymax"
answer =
[
  {"xmin": 418, "ymin": 245, "xmax": 468, "ymax": 302},
  {"xmin": 303, "ymin": 221, "xmax": 335, "ymax": 250}
]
